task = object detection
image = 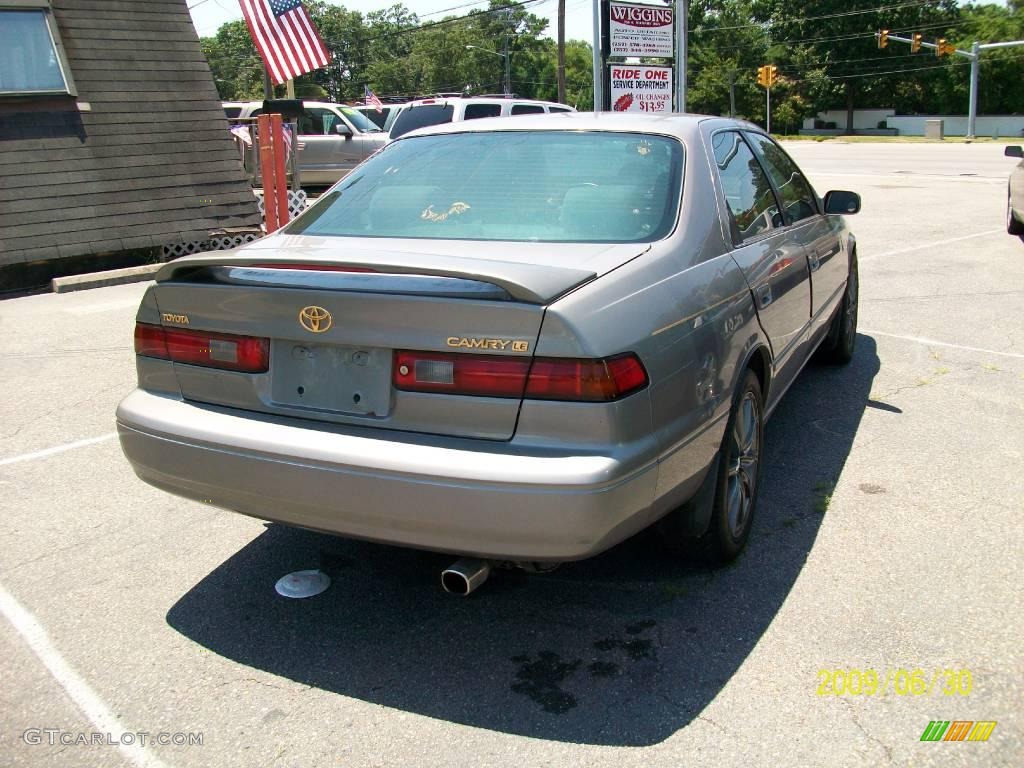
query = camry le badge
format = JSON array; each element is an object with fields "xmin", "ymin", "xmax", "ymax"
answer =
[{"xmin": 299, "ymin": 306, "xmax": 332, "ymax": 333}]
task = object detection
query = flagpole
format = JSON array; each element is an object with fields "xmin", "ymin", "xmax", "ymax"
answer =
[{"xmin": 262, "ymin": 69, "xmax": 273, "ymax": 100}]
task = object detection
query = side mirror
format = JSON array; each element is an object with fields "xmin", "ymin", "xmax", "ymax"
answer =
[
  {"xmin": 1005, "ymin": 145, "xmax": 1023, "ymax": 159},
  {"xmin": 335, "ymin": 123, "xmax": 353, "ymax": 139},
  {"xmin": 823, "ymin": 190, "xmax": 861, "ymax": 215}
]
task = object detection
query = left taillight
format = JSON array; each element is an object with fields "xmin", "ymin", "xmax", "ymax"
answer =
[{"xmin": 134, "ymin": 323, "xmax": 270, "ymax": 373}]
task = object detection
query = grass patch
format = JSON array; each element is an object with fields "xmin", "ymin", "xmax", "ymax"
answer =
[{"xmin": 813, "ymin": 481, "xmax": 834, "ymax": 515}]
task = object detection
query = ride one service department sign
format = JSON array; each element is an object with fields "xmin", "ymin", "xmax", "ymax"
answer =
[
  {"xmin": 608, "ymin": 2, "xmax": 674, "ymax": 58},
  {"xmin": 610, "ymin": 65, "xmax": 673, "ymax": 113}
]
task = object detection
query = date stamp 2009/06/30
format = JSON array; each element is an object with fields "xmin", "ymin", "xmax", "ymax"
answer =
[{"xmin": 816, "ymin": 668, "xmax": 972, "ymax": 697}]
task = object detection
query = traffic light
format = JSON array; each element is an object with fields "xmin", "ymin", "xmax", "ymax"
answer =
[
  {"xmin": 757, "ymin": 65, "xmax": 778, "ymax": 88},
  {"xmin": 878, "ymin": 29, "xmax": 889, "ymax": 49},
  {"xmin": 936, "ymin": 38, "xmax": 955, "ymax": 56},
  {"xmin": 911, "ymin": 32, "xmax": 922, "ymax": 53}
]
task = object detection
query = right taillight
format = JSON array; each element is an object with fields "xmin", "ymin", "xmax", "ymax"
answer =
[
  {"xmin": 525, "ymin": 353, "xmax": 648, "ymax": 402},
  {"xmin": 393, "ymin": 350, "xmax": 647, "ymax": 402}
]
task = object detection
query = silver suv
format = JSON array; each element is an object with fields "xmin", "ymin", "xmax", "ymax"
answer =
[
  {"xmin": 388, "ymin": 96, "xmax": 575, "ymax": 139},
  {"xmin": 224, "ymin": 101, "xmax": 388, "ymax": 185}
]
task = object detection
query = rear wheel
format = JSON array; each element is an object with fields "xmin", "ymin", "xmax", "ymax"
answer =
[
  {"xmin": 1008, "ymin": 193, "xmax": 1024, "ymax": 235},
  {"xmin": 659, "ymin": 369, "xmax": 764, "ymax": 563},
  {"xmin": 707, "ymin": 371, "xmax": 764, "ymax": 561}
]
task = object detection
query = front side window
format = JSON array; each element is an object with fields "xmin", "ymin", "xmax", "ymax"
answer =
[
  {"xmin": 289, "ymin": 130, "xmax": 683, "ymax": 244},
  {"xmin": 338, "ymin": 106, "xmax": 382, "ymax": 133},
  {"xmin": 745, "ymin": 132, "xmax": 819, "ymax": 224},
  {"xmin": 712, "ymin": 131, "xmax": 781, "ymax": 243},
  {"xmin": 0, "ymin": 7, "xmax": 73, "ymax": 95},
  {"xmin": 511, "ymin": 104, "xmax": 545, "ymax": 115}
]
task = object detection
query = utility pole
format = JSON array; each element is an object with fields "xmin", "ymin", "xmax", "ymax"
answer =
[
  {"xmin": 728, "ymin": 71, "xmax": 736, "ymax": 118},
  {"xmin": 876, "ymin": 31, "xmax": 1024, "ymax": 139},
  {"xmin": 557, "ymin": 0, "xmax": 566, "ymax": 103},
  {"xmin": 502, "ymin": 8, "xmax": 513, "ymax": 96},
  {"xmin": 591, "ymin": 0, "xmax": 603, "ymax": 111},
  {"xmin": 674, "ymin": 0, "xmax": 687, "ymax": 112}
]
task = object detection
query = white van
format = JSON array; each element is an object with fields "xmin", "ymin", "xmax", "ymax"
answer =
[{"xmin": 388, "ymin": 96, "xmax": 575, "ymax": 139}]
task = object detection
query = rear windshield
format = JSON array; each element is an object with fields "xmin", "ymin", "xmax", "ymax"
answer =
[
  {"xmin": 389, "ymin": 104, "xmax": 455, "ymax": 138},
  {"xmin": 288, "ymin": 130, "xmax": 683, "ymax": 243}
]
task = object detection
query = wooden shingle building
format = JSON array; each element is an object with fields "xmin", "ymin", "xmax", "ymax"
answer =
[{"xmin": 0, "ymin": 0, "xmax": 260, "ymax": 287}]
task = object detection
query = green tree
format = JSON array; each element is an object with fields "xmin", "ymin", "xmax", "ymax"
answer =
[{"xmin": 754, "ymin": 0, "xmax": 960, "ymax": 130}]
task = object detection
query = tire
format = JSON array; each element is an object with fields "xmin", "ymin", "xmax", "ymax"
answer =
[
  {"xmin": 660, "ymin": 369, "xmax": 765, "ymax": 563},
  {"xmin": 817, "ymin": 255, "xmax": 858, "ymax": 365},
  {"xmin": 1007, "ymin": 193, "xmax": 1024, "ymax": 236}
]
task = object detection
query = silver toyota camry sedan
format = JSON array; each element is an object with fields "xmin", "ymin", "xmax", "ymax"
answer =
[{"xmin": 117, "ymin": 113, "xmax": 860, "ymax": 590}]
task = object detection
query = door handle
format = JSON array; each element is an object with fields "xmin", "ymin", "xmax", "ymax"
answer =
[
  {"xmin": 756, "ymin": 283, "xmax": 773, "ymax": 308},
  {"xmin": 808, "ymin": 251, "xmax": 821, "ymax": 272}
]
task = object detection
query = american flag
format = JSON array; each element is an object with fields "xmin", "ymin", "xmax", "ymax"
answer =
[
  {"xmin": 238, "ymin": 0, "xmax": 331, "ymax": 85},
  {"xmin": 364, "ymin": 85, "xmax": 383, "ymax": 113}
]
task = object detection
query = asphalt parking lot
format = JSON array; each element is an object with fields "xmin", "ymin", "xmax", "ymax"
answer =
[{"xmin": 1, "ymin": 141, "xmax": 1022, "ymax": 767}]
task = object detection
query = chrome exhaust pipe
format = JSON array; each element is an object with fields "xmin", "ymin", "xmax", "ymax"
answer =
[{"xmin": 441, "ymin": 558, "xmax": 491, "ymax": 595}]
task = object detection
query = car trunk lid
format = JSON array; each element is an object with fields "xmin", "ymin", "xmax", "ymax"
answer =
[{"xmin": 148, "ymin": 237, "xmax": 647, "ymax": 440}]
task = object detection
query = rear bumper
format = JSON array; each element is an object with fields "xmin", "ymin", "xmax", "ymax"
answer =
[{"xmin": 116, "ymin": 389, "xmax": 662, "ymax": 561}]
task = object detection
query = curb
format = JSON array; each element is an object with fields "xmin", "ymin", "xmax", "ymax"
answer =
[{"xmin": 51, "ymin": 263, "xmax": 162, "ymax": 294}]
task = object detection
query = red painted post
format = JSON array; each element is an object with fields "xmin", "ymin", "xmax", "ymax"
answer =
[
  {"xmin": 257, "ymin": 113, "xmax": 279, "ymax": 233},
  {"xmin": 270, "ymin": 114, "xmax": 289, "ymax": 227}
]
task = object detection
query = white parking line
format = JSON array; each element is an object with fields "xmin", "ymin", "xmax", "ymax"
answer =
[
  {"xmin": 0, "ymin": 584, "xmax": 171, "ymax": 768},
  {"xmin": 863, "ymin": 329, "xmax": 1024, "ymax": 360},
  {"xmin": 0, "ymin": 433, "xmax": 118, "ymax": 467},
  {"xmin": 859, "ymin": 228, "xmax": 1004, "ymax": 262}
]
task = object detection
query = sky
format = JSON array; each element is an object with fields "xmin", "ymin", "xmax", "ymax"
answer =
[{"xmin": 187, "ymin": 0, "xmax": 600, "ymax": 43}]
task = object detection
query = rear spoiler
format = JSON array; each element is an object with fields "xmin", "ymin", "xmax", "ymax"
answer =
[{"xmin": 155, "ymin": 253, "xmax": 597, "ymax": 305}]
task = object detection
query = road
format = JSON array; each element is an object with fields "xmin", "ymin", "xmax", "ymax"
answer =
[{"xmin": 0, "ymin": 141, "xmax": 1021, "ymax": 767}]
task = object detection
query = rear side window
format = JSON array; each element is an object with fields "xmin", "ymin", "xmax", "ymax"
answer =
[
  {"xmin": 745, "ymin": 132, "xmax": 819, "ymax": 224},
  {"xmin": 224, "ymin": 106, "xmax": 242, "ymax": 119},
  {"xmin": 712, "ymin": 131, "xmax": 782, "ymax": 243},
  {"xmin": 548, "ymin": 106, "xmax": 572, "ymax": 113},
  {"xmin": 464, "ymin": 103, "xmax": 501, "ymax": 120},
  {"xmin": 288, "ymin": 130, "xmax": 683, "ymax": 244},
  {"xmin": 389, "ymin": 104, "xmax": 455, "ymax": 138},
  {"xmin": 511, "ymin": 104, "xmax": 545, "ymax": 115},
  {"xmin": 298, "ymin": 108, "xmax": 339, "ymax": 136}
]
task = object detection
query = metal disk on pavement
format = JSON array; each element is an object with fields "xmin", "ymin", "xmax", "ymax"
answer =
[{"xmin": 275, "ymin": 569, "xmax": 331, "ymax": 599}]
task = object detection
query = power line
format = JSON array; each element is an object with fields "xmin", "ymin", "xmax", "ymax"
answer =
[{"xmin": 693, "ymin": 0, "xmax": 945, "ymax": 35}]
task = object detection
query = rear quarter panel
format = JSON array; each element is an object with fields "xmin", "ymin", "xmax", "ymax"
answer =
[{"xmin": 535, "ymin": 128, "xmax": 767, "ymax": 510}]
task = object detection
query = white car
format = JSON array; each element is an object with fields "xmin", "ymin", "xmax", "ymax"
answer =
[{"xmin": 388, "ymin": 96, "xmax": 575, "ymax": 139}]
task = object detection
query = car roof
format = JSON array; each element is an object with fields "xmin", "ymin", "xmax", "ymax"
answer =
[
  {"xmin": 404, "ymin": 96, "xmax": 568, "ymax": 107},
  {"xmin": 394, "ymin": 111, "xmax": 757, "ymax": 142}
]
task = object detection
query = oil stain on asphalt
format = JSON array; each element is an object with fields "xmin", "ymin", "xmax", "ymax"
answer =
[{"xmin": 510, "ymin": 620, "xmax": 659, "ymax": 713}]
